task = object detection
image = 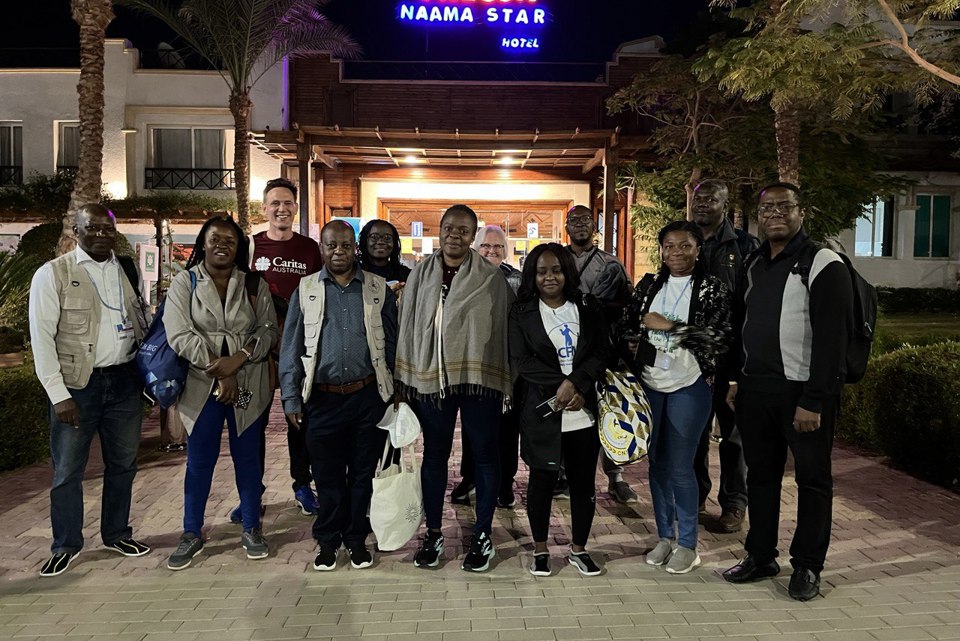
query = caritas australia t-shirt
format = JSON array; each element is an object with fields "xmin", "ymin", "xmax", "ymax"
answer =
[{"xmin": 250, "ymin": 232, "xmax": 323, "ymax": 301}]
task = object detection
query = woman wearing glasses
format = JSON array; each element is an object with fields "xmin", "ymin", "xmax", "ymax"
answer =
[{"xmin": 358, "ymin": 220, "xmax": 410, "ymax": 293}]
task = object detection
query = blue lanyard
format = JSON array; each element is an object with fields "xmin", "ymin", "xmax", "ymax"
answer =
[{"xmin": 80, "ymin": 261, "xmax": 127, "ymax": 325}]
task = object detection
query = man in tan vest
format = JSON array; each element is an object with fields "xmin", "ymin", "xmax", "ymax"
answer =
[{"xmin": 29, "ymin": 204, "xmax": 151, "ymax": 577}]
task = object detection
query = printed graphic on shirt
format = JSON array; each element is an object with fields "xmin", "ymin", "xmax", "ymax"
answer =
[
  {"xmin": 648, "ymin": 276, "xmax": 692, "ymax": 354},
  {"xmin": 545, "ymin": 319, "xmax": 579, "ymax": 369},
  {"xmin": 253, "ymin": 255, "xmax": 308, "ymax": 275}
]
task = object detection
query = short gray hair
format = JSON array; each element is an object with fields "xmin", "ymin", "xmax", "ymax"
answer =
[{"xmin": 473, "ymin": 225, "xmax": 507, "ymax": 250}]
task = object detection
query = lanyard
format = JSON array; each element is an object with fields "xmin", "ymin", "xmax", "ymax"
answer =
[
  {"xmin": 80, "ymin": 261, "xmax": 127, "ymax": 325},
  {"xmin": 659, "ymin": 277, "xmax": 691, "ymax": 351}
]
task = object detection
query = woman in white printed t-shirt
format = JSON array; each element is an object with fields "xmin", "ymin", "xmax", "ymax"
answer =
[
  {"xmin": 508, "ymin": 243, "xmax": 613, "ymax": 578},
  {"xmin": 621, "ymin": 220, "xmax": 732, "ymax": 575}
]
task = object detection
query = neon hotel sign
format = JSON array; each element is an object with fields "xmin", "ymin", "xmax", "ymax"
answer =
[{"xmin": 398, "ymin": 0, "xmax": 548, "ymax": 50}]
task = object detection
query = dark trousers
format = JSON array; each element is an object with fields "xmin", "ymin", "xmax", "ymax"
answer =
[
  {"xmin": 417, "ymin": 393, "xmax": 502, "ymax": 536},
  {"xmin": 458, "ymin": 406, "xmax": 520, "ymax": 496},
  {"xmin": 48, "ymin": 368, "xmax": 142, "ymax": 554},
  {"xmin": 184, "ymin": 397, "xmax": 266, "ymax": 534},
  {"xmin": 737, "ymin": 381, "xmax": 837, "ymax": 573},
  {"xmin": 526, "ymin": 427, "xmax": 600, "ymax": 547},
  {"xmin": 694, "ymin": 380, "xmax": 748, "ymax": 510},
  {"xmin": 255, "ymin": 411, "xmax": 313, "ymax": 493},
  {"xmin": 303, "ymin": 384, "xmax": 387, "ymax": 548}
]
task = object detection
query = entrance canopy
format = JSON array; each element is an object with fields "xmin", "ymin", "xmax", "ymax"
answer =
[{"xmin": 253, "ymin": 126, "xmax": 620, "ymax": 172}]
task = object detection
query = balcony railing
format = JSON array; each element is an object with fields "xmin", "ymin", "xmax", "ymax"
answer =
[
  {"xmin": 145, "ymin": 167, "xmax": 235, "ymax": 190},
  {"xmin": 0, "ymin": 166, "xmax": 23, "ymax": 187}
]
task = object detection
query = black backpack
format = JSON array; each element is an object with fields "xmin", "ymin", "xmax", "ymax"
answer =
[{"xmin": 792, "ymin": 242, "xmax": 878, "ymax": 384}]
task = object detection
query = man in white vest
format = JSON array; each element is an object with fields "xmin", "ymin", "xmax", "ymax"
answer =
[
  {"xmin": 278, "ymin": 220, "xmax": 398, "ymax": 571},
  {"xmin": 29, "ymin": 204, "xmax": 151, "ymax": 576}
]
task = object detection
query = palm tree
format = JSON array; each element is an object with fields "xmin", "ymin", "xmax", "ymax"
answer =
[
  {"xmin": 118, "ymin": 0, "xmax": 359, "ymax": 229},
  {"xmin": 57, "ymin": 0, "xmax": 115, "ymax": 256}
]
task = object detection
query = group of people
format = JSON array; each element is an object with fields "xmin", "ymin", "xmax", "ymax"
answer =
[{"xmin": 29, "ymin": 177, "xmax": 854, "ymax": 602}]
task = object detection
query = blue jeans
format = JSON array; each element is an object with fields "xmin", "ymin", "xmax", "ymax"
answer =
[
  {"xmin": 49, "ymin": 367, "xmax": 143, "ymax": 555},
  {"xmin": 184, "ymin": 396, "xmax": 265, "ymax": 534},
  {"xmin": 416, "ymin": 393, "xmax": 502, "ymax": 536},
  {"xmin": 644, "ymin": 377, "xmax": 713, "ymax": 550}
]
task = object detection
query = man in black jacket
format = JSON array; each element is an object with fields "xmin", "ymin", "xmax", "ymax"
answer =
[
  {"xmin": 721, "ymin": 183, "xmax": 853, "ymax": 601},
  {"xmin": 691, "ymin": 180, "xmax": 758, "ymax": 533}
]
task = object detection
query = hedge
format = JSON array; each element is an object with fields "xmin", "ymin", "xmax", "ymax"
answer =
[
  {"xmin": 0, "ymin": 364, "xmax": 50, "ymax": 472},
  {"xmin": 839, "ymin": 341, "xmax": 960, "ymax": 489},
  {"xmin": 878, "ymin": 287, "xmax": 960, "ymax": 314}
]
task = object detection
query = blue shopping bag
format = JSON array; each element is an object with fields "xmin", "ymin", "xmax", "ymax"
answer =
[{"xmin": 136, "ymin": 271, "xmax": 195, "ymax": 409}]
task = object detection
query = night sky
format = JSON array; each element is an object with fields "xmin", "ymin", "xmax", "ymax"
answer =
[{"xmin": 1, "ymin": 1, "xmax": 711, "ymax": 68}]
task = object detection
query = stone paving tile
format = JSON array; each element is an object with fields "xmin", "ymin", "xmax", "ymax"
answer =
[{"xmin": 1, "ymin": 400, "xmax": 959, "ymax": 641}]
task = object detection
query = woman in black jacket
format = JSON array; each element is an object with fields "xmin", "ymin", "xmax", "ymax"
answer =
[
  {"xmin": 509, "ymin": 243, "xmax": 612, "ymax": 577},
  {"xmin": 621, "ymin": 220, "xmax": 731, "ymax": 575}
]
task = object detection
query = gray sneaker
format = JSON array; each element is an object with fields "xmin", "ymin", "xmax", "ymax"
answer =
[
  {"xmin": 665, "ymin": 546, "xmax": 701, "ymax": 574},
  {"xmin": 241, "ymin": 528, "xmax": 269, "ymax": 560},
  {"xmin": 167, "ymin": 532, "xmax": 203, "ymax": 571},
  {"xmin": 646, "ymin": 538, "xmax": 674, "ymax": 566}
]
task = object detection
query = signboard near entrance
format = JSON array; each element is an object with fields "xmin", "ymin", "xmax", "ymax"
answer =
[
  {"xmin": 526, "ymin": 222, "xmax": 539, "ymax": 239},
  {"xmin": 397, "ymin": 0, "xmax": 553, "ymax": 52},
  {"xmin": 411, "ymin": 221, "xmax": 423, "ymax": 238},
  {"xmin": 139, "ymin": 244, "xmax": 159, "ymax": 281}
]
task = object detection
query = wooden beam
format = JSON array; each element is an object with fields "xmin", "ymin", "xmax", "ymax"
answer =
[
  {"xmin": 312, "ymin": 136, "xmax": 609, "ymax": 152},
  {"xmin": 582, "ymin": 148, "xmax": 605, "ymax": 174},
  {"xmin": 298, "ymin": 138, "xmax": 311, "ymax": 237},
  {"xmin": 602, "ymin": 143, "xmax": 617, "ymax": 253}
]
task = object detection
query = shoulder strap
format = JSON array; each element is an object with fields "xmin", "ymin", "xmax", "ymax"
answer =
[
  {"xmin": 577, "ymin": 247, "xmax": 600, "ymax": 278},
  {"xmin": 244, "ymin": 271, "xmax": 262, "ymax": 309},
  {"xmin": 116, "ymin": 255, "xmax": 145, "ymax": 305},
  {"xmin": 247, "ymin": 234, "xmax": 256, "ymax": 270},
  {"xmin": 792, "ymin": 241, "xmax": 824, "ymax": 290}
]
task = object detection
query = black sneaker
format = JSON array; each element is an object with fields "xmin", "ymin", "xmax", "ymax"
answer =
[
  {"xmin": 39, "ymin": 552, "xmax": 78, "ymax": 577},
  {"xmin": 241, "ymin": 528, "xmax": 269, "ymax": 560},
  {"xmin": 461, "ymin": 532, "xmax": 495, "ymax": 573},
  {"xmin": 568, "ymin": 549, "xmax": 602, "ymax": 576},
  {"xmin": 348, "ymin": 545, "xmax": 374, "ymax": 569},
  {"xmin": 312, "ymin": 543, "xmax": 338, "ymax": 571},
  {"xmin": 167, "ymin": 532, "xmax": 203, "ymax": 571},
  {"xmin": 553, "ymin": 477, "xmax": 570, "ymax": 500},
  {"xmin": 414, "ymin": 531, "xmax": 445, "ymax": 568},
  {"xmin": 529, "ymin": 553, "xmax": 550, "ymax": 577},
  {"xmin": 450, "ymin": 480, "xmax": 475, "ymax": 505},
  {"xmin": 497, "ymin": 492, "xmax": 516, "ymax": 509},
  {"xmin": 105, "ymin": 538, "xmax": 151, "ymax": 557}
]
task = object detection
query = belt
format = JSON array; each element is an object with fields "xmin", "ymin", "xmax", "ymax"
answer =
[
  {"xmin": 314, "ymin": 374, "xmax": 376, "ymax": 395},
  {"xmin": 92, "ymin": 362, "xmax": 133, "ymax": 375}
]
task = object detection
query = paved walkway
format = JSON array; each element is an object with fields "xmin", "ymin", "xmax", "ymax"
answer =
[{"xmin": 1, "ymin": 398, "xmax": 959, "ymax": 641}]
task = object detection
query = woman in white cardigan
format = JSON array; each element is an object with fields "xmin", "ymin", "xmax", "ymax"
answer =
[{"xmin": 163, "ymin": 216, "xmax": 278, "ymax": 570}]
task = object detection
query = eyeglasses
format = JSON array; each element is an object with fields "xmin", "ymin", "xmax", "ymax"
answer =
[
  {"xmin": 367, "ymin": 233, "xmax": 393, "ymax": 243},
  {"xmin": 82, "ymin": 225, "xmax": 117, "ymax": 236},
  {"xmin": 758, "ymin": 202, "xmax": 800, "ymax": 217},
  {"xmin": 566, "ymin": 215, "xmax": 593, "ymax": 227},
  {"xmin": 479, "ymin": 243, "xmax": 505, "ymax": 251}
]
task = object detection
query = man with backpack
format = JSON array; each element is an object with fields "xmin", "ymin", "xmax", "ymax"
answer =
[
  {"xmin": 691, "ymin": 180, "xmax": 759, "ymax": 533},
  {"xmin": 721, "ymin": 183, "xmax": 854, "ymax": 601},
  {"xmin": 28, "ymin": 203, "xmax": 152, "ymax": 576}
]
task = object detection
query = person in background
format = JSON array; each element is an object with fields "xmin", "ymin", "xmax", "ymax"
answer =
[
  {"xmin": 164, "ymin": 216, "xmax": 278, "ymax": 570},
  {"xmin": 242, "ymin": 177, "xmax": 323, "ymax": 521},
  {"xmin": 280, "ymin": 220, "xmax": 398, "ymax": 571},
  {"xmin": 564, "ymin": 205, "xmax": 635, "ymax": 504},
  {"xmin": 29, "ymin": 203, "xmax": 152, "ymax": 577},
  {"xmin": 450, "ymin": 224, "xmax": 522, "ymax": 508},
  {"xmin": 396, "ymin": 205, "xmax": 514, "ymax": 573},
  {"xmin": 358, "ymin": 219, "xmax": 411, "ymax": 295},
  {"xmin": 621, "ymin": 220, "xmax": 731, "ymax": 575},
  {"xmin": 690, "ymin": 179, "xmax": 759, "ymax": 533},
  {"xmin": 509, "ymin": 243, "xmax": 611, "ymax": 577}
]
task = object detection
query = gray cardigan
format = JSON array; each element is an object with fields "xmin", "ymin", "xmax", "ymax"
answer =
[{"xmin": 165, "ymin": 264, "xmax": 278, "ymax": 435}]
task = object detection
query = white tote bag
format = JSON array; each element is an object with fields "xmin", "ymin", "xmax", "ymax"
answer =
[
  {"xmin": 370, "ymin": 440, "xmax": 424, "ymax": 551},
  {"xmin": 376, "ymin": 402, "xmax": 421, "ymax": 448}
]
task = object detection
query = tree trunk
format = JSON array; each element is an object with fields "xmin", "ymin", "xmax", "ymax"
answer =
[
  {"xmin": 684, "ymin": 165, "xmax": 702, "ymax": 221},
  {"xmin": 773, "ymin": 97, "xmax": 801, "ymax": 187},
  {"xmin": 230, "ymin": 91, "xmax": 253, "ymax": 231},
  {"xmin": 59, "ymin": 1, "xmax": 113, "ymax": 256}
]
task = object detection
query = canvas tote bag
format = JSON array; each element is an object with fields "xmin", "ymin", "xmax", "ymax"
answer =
[{"xmin": 370, "ymin": 441, "xmax": 424, "ymax": 551}]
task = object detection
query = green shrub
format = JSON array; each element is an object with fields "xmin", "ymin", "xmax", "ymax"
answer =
[
  {"xmin": 15, "ymin": 222, "xmax": 135, "ymax": 268},
  {"xmin": 839, "ymin": 342, "xmax": 960, "ymax": 488},
  {"xmin": 878, "ymin": 287, "xmax": 960, "ymax": 314},
  {"xmin": 0, "ymin": 364, "xmax": 49, "ymax": 471}
]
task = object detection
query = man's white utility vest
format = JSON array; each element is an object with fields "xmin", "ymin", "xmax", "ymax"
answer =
[
  {"xmin": 48, "ymin": 252, "xmax": 147, "ymax": 389},
  {"xmin": 297, "ymin": 270, "xmax": 394, "ymax": 403}
]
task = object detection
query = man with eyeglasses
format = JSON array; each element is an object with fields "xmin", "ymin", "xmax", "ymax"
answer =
[
  {"xmin": 721, "ymin": 183, "xmax": 854, "ymax": 601},
  {"xmin": 691, "ymin": 180, "xmax": 759, "ymax": 534},
  {"xmin": 29, "ymin": 204, "xmax": 152, "ymax": 576},
  {"xmin": 241, "ymin": 178, "xmax": 323, "ymax": 521},
  {"xmin": 563, "ymin": 205, "xmax": 635, "ymax": 504}
]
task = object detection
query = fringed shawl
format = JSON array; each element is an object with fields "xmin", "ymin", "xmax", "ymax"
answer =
[{"xmin": 395, "ymin": 249, "xmax": 513, "ymax": 404}]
